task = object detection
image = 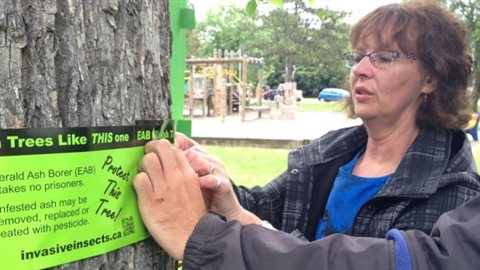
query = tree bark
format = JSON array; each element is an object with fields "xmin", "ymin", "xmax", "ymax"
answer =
[
  {"xmin": 1, "ymin": 0, "xmax": 175, "ymax": 269},
  {"xmin": 472, "ymin": 59, "xmax": 480, "ymax": 112},
  {"xmin": 473, "ymin": 70, "xmax": 480, "ymax": 112}
]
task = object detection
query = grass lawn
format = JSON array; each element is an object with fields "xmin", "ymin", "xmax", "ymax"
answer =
[
  {"xmin": 296, "ymin": 98, "xmax": 346, "ymax": 112},
  {"xmin": 204, "ymin": 145, "xmax": 289, "ymax": 187},
  {"xmin": 474, "ymin": 147, "xmax": 480, "ymax": 171},
  {"xmin": 205, "ymin": 144, "xmax": 480, "ymax": 188}
]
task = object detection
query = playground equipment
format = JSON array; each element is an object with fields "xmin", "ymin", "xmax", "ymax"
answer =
[
  {"xmin": 270, "ymin": 82, "xmax": 298, "ymax": 120},
  {"xmin": 185, "ymin": 50, "xmax": 269, "ymax": 122}
]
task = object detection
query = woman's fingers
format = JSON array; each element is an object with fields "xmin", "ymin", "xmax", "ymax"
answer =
[
  {"xmin": 174, "ymin": 147, "xmax": 200, "ymax": 185},
  {"xmin": 175, "ymin": 133, "xmax": 204, "ymax": 152},
  {"xmin": 198, "ymin": 174, "xmax": 224, "ymax": 191},
  {"xmin": 185, "ymin": 151, "xmax": 216, "ymax": 176}
]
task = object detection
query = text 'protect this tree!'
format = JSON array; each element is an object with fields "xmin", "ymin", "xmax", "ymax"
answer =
[{"xmin": 0, "ymin": 0, "xmax": 176, "ymax": 269}]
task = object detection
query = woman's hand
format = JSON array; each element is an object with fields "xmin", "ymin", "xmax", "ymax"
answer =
[{"xmin": 174, "ymin": 133, "xmax": 258, "ymax": 224}]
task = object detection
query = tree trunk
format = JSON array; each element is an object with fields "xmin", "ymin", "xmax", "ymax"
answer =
[
  {"xmin": 1, "ymin": 0, "xmax": 175, "ymax": 269},
  {"xmin": 285, "ymin": 54, "xmax": 294, "ymax": 83},
  {"xmin": 471, "ymin": 57, "xmax": 480, "ymax": 112},
  {"xmin": 472, "ymin": 61, "xmax": 480, "ymax": 112}
]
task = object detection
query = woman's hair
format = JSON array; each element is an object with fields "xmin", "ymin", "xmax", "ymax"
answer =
[{"xmin": 346, "ymin": 0, "xmax": 472, "ymax": 129}]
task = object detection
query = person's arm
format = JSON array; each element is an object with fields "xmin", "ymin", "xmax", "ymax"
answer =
[
  {"xmin": 402, "ymin": 193, "xmax": 480, "ymax": 269},
  {"xmin": 175, "ymin": 133, "xmax": 287, "ymax": 227},
  {"xmin": 183, "ymin": 214, "xmax": 394, "ymax": 270},
  {"xmin": 183, "ymin": 195, "xmax": 480, "ymax": 270},
  {"xmin": 133, "ymin": 140, "xmax": 480, "ymax": 269},
  {"xmin": 173, "ymin": 133, "xmax": 254, "ymax": 223}
]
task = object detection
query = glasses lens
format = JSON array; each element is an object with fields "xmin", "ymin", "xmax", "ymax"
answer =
[
  {"xmin": 344, "ymin": 52, "xmax": 362, "ymax": 68},
  {"xmin": 345, "ymin": 50, "xmax": 407, "ymax": 69},
  {"xmin": 370, "ymin": 51, "xmax": 395, "ymax": 67}
]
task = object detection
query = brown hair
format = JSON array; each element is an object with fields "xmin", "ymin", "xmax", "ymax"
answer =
[{"xmin": 346, "ymin": 0, "xmax": 472, "ymax": 129}]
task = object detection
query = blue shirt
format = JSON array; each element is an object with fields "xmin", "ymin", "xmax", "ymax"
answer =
[{"xmin": 315, "ymin": 149, "xmax": 391, "ymax": 239}]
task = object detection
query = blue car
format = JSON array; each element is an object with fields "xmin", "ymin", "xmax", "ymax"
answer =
[{"xmin": 318, "ymin": 88, "xmax": 350, "ymax": 102}]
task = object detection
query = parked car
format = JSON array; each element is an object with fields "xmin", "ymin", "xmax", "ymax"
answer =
[{"xmin": 318, "ymin": 88, "xmax": 350, "ymax": 102}]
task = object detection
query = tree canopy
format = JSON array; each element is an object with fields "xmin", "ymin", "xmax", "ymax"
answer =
[
  {"xmin": 445, "ymin": 0, "xmax": 480, "ymax": 111},
  {"xmin": 189, "ymin": 0, "xmax": 480, "ymax": 105},
  {"xmin": 188, "ymin": 1, "xmax": 351, "ymax": 97}
]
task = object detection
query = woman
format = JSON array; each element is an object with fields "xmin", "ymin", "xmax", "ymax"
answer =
[
  {"xmin": 134, "ymin": 140, "xmax": 480, "ymax": 269},
  {"xmin": 179, "ymin": 1, "xmax": 480, "ymax": 241}
]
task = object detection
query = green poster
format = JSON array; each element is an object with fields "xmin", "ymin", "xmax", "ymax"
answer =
[{"xmin": 0, "ymin": 120, "xmax": 174, "ymax": 269}]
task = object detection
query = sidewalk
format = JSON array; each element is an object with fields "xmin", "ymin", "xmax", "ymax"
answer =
[
  {"xmin": 190, "ymin": 111, "xmax": 362, "ymax": 141},
  {"xmin": 189, "ymin": 111, "xmax": 479, "ymax": 152}
]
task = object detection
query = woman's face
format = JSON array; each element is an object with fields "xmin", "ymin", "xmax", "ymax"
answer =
[{"xmin": 349, "ymin": 36, "xmax": 435, "ymax": 128}]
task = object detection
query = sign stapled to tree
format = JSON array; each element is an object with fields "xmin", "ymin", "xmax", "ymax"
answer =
[{"xmin": 0, "ymin": 120, "xmax": 174, "ymax": 269}]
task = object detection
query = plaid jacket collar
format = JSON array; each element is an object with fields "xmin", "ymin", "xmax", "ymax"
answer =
[{"xmin": 305, "ymin": 125, "xmax": 477, "ymax": 197}]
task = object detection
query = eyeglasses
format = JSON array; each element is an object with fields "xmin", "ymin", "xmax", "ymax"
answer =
[{"xmin": 343, "ymin": 50, "xmax": 417, "ymax": 68}]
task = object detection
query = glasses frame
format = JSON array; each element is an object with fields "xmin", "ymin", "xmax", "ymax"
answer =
[{"xmin": 343, "ymin": 50, "xmax": 417, "ymax": 68}]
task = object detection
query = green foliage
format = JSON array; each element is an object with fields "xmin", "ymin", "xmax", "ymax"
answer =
[
  {"xmin": 246, "ymin": 1, "xmax": 350, "ymax": 93},
  {"xmin": 270, "ymin": 0, "xmax": 285, "ymax": 7},
  {"xmin": 444, "ymin": 0, "xmax": 480, "ymax": 110},
  {"xmin": 187, "ymin": 2, "xmax": 351, "ymax": 97},
  {"xmin": 246, "ymin": 0, "xmax": 258, "ymax": 17},
  {"xmin": 246, "ymin": 0, "xmax": 284, "ymax": 13},
  {"xmin": 187, "ymin": 6, "xmax": 258, "ymax": 58}
]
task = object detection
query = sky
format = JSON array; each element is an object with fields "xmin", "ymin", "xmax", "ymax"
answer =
[{"xmin": 189, "ymin": 0, "xmax": 401, "ymax": 22}]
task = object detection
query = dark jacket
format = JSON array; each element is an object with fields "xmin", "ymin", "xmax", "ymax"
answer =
[
  {"xmin": 183, "ymin": 193, "xmax": 480, "ymax": 270},
  {"xmin": 234, "ymin": 125, "xmax": 480, "ymax": 240}
]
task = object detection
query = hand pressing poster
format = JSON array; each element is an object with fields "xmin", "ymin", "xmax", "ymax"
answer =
[{"xmin": 0, "ymin": 120, "xmax": 174, "ymax": 269}]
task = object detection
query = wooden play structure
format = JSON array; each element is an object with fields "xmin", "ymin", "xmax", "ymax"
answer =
[
  {"xmin": 273, "ymin": 82, "xmax": 298, "ymax": 120},
  {"xmin": 185, "ymin": 50, "xmax": 269, "ymax": 122}
]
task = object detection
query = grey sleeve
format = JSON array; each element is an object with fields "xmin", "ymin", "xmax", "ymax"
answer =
[
  {"xmin": 183, "ymin": 195, "xmax": 480, "ymax": 270},
  {"xmin": 183, "ymin": 214, "xmax": 394, "ymax": 270},
  {"xmin": 404, "ymin": 194, "xmax": 480, "ymax": 270}
]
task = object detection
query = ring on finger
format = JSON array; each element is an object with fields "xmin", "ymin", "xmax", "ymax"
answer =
[
  {"xmin": 209, "ymin": 163, "xmax": 215, "ymax": 174},
  {"xmin": 214, "ymin": 176, "xmax": 222, "ymax": 191}
]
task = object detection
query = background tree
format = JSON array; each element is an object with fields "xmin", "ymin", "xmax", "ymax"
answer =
[
  {"xmin": 1, "ymin": 0, "xmax": 175, "ymax": 269},
  {"xmin": 251, "ymin": 2, "xmax": 350, "ymax": 95},
  {"xmin": 187, "ymin": 6, "xmax": 258, "ymax": 58},
  {"xmin": 446, "ymin": 0, "xmax": 480, "ymax": 111},
  {"xmin": 187, "ymin": 1, "xmax": 350, "ymax": 97}
]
